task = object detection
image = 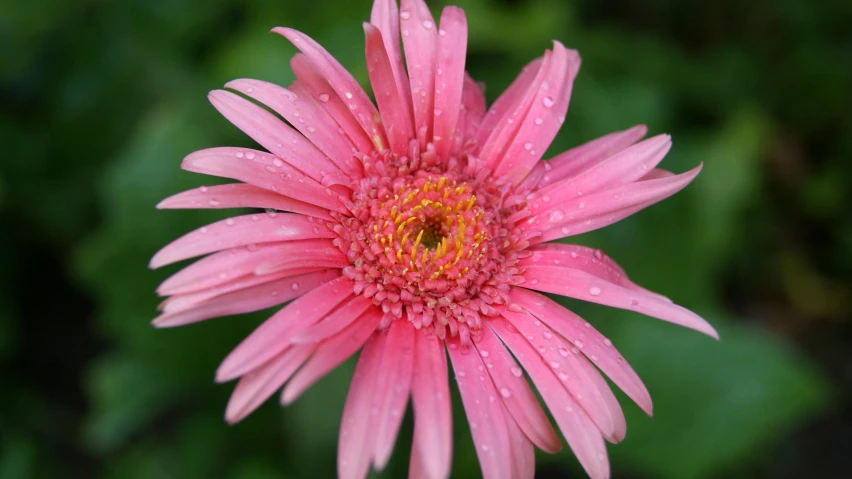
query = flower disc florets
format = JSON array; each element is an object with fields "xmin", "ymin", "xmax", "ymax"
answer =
[{"xmin": 336, "ymin": 146, "xmax": 533, "ymax": 342}]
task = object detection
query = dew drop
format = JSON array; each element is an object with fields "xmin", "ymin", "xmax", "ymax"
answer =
[
  {"xmin": 199, "ymin": 186, "xmax": 208, "ymax": 193},
  {"xmin": 574, "ymin": 339, "xmax": 585, "ymax": 349},
  {"xmin": 291, "ymin": 283, "xmax": 300, "ymax": 291},
  {"xmin": 500, "ymin": 387, "xmax": 511, "ymax": 398},
  {"xmin": 523, "ymin": 142, "xmax": 533, "ymax": 151},
  {"xmin": 558, "ymin": 372, "xmax": 569, "ymax": 381},
  {"xmin": 534, "ymin": 117, "xmax": 543, "ymax": 125},
  {"xmin": 438, "ymin": 28, "xmax": 447, "ymax": 36},
  {"xmin": 542, "ymin": 96, "xmax": 554, "ymax": 108},
  {"xmin": 480, "ymin": 350, "xmax": 489, "ymax": 358},
  {"xmin": 541, "ymin": 195, "xmax": 551, "ymax": 203},
  {"xmin": 400, "ymin": 10, "xmax": 411, "ymax": 20},
  {"xmin": 543, "ymin": 330, "xmax": 553, "ymax": 340},
  {"xmin": 603, "ymin": 338, "xmax": 613, "ymax": 347},
  {"xmin": 423, "ymin": 20, "xmax": 433, "ymax": 29},
  {"xmin": 549, "ymin": 361, "xmax": 560, "ymax": 369},
  {"xmin": 510, "ymin": 366, "xmax": 523, "ymax": 377},
  {"xmin": 589, "ymin": 287, "xmax": 601, "ymax": 296},
  {"xmin": 549, "ymin": 210, "xmax": 564, "ymax": 222},
  {"xmin": 558, "ymin": 347, "xmax": 570, "ymax": 357},
  {"xmin": 208, "ymin": 199, "xmax": 220, "ymax": 206},
  {"xmin": 272, "ymin": 158, "xmax": 284, "ymax": 167},
  {"xmin": 235, "ymin": 152, "xmax": 244, "ymax": 158}
]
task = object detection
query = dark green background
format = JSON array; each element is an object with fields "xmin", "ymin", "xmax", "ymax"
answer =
[{"xmin": 2, "ymin": 0, "xmax": 850, "ymax": 477}]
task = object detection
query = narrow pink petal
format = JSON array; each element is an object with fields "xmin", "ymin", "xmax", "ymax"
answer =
[
  {"xmin": 447, "ymin": 341, "xmax": 513, "ymax": 479},
  {"xmin": 273, "ymin": 27, "xmax": 388, "ymax": 153},
  {"xmin": 157, "ymin": 241, "xmax": 344, "ymax": 297},
  {"xmin": 364, "ymin": 23, "xmax": 415, "ymax": 156},
  {"xmin": 180, "ymin": 147, "xmax": 346, "ymax": 213},
  {"xmin": 641, "ymin": 168, "xmax": 673, "ymax": 181},
  {"xmin": 224, "ymin": 78, "xmax": 361, "ymax": 179},
  {"xmin": 499, "ymin": 304, "xmax": 626, "ymax": 442},
  {"xmin": 537, "ymin": 124, "xmax": 648, "ymax": 188},
  {"xmin": 400, "ymin": 0, "xmax": 438, "ymax": 147},
  {"xmin": 473, "ymin": 57, "xmax": 543, "ymax": 152},
  {"xmin": 149, "ymin": 213, "xmax": 334, "ymax": 268},
  {"xmin": 281, "ymin": 307, "xmax": 383, "ymax": 405},
  {"xmin": 533, "ymin": 164, "xmax": 703, "ymax": 242},
  {"xmin": 216, "ymin": 276, "xmax": 355, "ymax": 382},
  {"xmin": 509, "ymin": 288, "xmax": 652, "ymax": 415},
  {"xmin": 408, "ymin": 435, "xmax": 429, "ymax": 479},
  {"xmin": 160, "ymin": 268, "xmax": 312, "ymax": 316},
  {"xmin": 290, "ymin": 53, "xmax": 374, "ymax": 156},
  {"xmin": 157, "ymin": 183, "xmax": 333, "ymax": 220},
  {"xmin": 370, "ymin": 0, "xmax": 414, "ymax": 131},
  {"xmin": 474, "ymin": 326, "xmax": 562, "ymax": 453},
  {"xmin": 459, "ymin": 74, "xmax": 486, "ymax": 149},
  {"xmin": 432, "ymin": 6, "xmax": 467, "ymax": 160},
  {"xmin": 493, "ymin": 42, "xmax": 581, "ymax": 183},
  {"xmin": 490, "ymin": 318, "xmax": 610, "ymax": 479},
  {"xmin": 530, "ymin": 134, "xmax": 671, "ymax": 203},
  {"xmin": 479, "ymin": 50, "xmax": 552, "ymax": 171},
  {"xmin": 290, "ymin": 295, "xmax": 374, "ymax": 344},
  {"xmin": 372, "ymin": 320, "xmax": 415, "ymax": 469},
  {"xmin": 520, "ymin": 265, "xmax": 718, "ymax": 338},
  {"xmin": 410, "ymin": 332, "xmax": 452, "ymax": 479},
  {"xmin": 505, "ymin": 408, "xmax": 536, "ymax": 479},
  {"xmin": 208, "ymin": 89, "xmax": 350, "ymax": 188},
  {"xmin": 520, "ymin": 244, "xmax": 667, "ymax": 301},
  {"xmin": 152, "ymin": 269, "xmax": 340, "ymax": 328},
  {"xmin": 224, "ymin": 345, "xmax": 314, "ymax": 424},
  {"xmin": 338, "ymin": 331, "xmax": 385, "ymax": 479}
]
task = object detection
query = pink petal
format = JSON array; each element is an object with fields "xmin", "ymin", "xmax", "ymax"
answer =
[
  {"xmin": 180, "ymin": 146, "xmax": 346, "ymax": 213},
  {"xmin": 536, "ymin": 124, "xmax": 648, "ymax": 188},
  {"xmin": 157, "ymin": 183, "xmax": 333, "ymax": 220},
  {"xmin": 459, "ymin": 74, "xmax": 486, "ymax": 150},
  {"xmin": 474, "ymin": 326, "xmax": 562, "ymax": 453},
  {"xmin": 156, "ymin": 241, "xmax": 339, "ymax": 296},
  {"xmin": 281, "ymin": 307, "xmax": 383, "ymax": 405},
  {"xmin": 364, "ymin": 23, "xmax": 415, "ymax": 156},
  {"xmin": 410, "ymin": 332, "xmax": 452, "ymax": 479},
  {"xmin": 532, "ymin": 164, "xmax": 703, "ymax": 242},
  {"xmin": 530, "ymin": 134, "xmax": 671, "ymax": 204},
  {"xmin": 290, "ymin": 295, "xmax": 374, "ymax": 344},
  {"xmin": 520, "ymin": 244, "xmax": 667, "ymax": 301},
  {"xmin": 338, "ymin": 331, "xmax": 384, "ymax": 479},
  {"xmin": 641, "ymin": 168, "xmax": 673, "ymax": 181},
  {"xmin": 208, "ymin": 89, "xmax": 350, "ymax": 187},
  {"xmin": 216, "ymin": 276, "xmax": 355, "ymax": 382},
  {"xmin": 408, "ymin": 435, "xmax": 430, "ymax": 479},
  {"xmin": 160, "ymin": 268, "xmax": 312, "ymax": 316},
  {"xmin": 400, "ymin": 0, "xmax": 438, "ymax": 147},
  {"xmin": 372, "ymin": 320, "xmax": 415, "ymax": 469},
  {"xmin": 290, "ymin": 53, "xmax": 374, "ymax": 156},
  {"xmin": 273, "ymin": 27, "xmax": 388, "ymax": 153},
  {"xmin": 478, "ymin": 51, "xmax": 551, "ymax": 171},
  {"xmin": 499, "ymin": 304, "xmax": 626, "ymax": 442},
  {"xmin": 152, "ymin": 269, "xmax": 340, "ymax": 328},
  {"xmin": 473, "ymin": 57, "xmax": 543, "ymax": 152},
  {"xmin": 520, "ymin": 264, "xmax": 718, "ymax": 338},
  {"xmin": 370, "ymin": 0, "xmax": 414, "ymax": 131},
  {"xmin": 224, "ymin": 345, "xmax": 314, "ymax": 424},
  {"xmin": 493, "ymin": 42, "xmax": 581, "ymax": 184},
  {"xmin": 224, "ymin": 78, "xmax": 362, "ymax": 179},
  {"xmin": 432, "ymin": 6, "xmax": 467, "ymax": 161},
  {"xmin": 149, "ymin": 213, "xmax": 335, "ymax": 268},
  {"xmin": 509, "ymin": 288, "xmax": 652, "ymax": 415},
  {"xmin": 489, "ymin": 318, "xmax": 610, "ymax": 479},
  {"xmin": 505, "ymin": 408, "xmax": 536, "ymax": 479},
  {"xmin": 447, "ymin": 341, "xmax": 514, "ymax": 479}
]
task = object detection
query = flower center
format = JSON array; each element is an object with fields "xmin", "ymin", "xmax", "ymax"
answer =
[{"xmin": 334, "ymin": 153, "xmax": 532, "ymax": 340}]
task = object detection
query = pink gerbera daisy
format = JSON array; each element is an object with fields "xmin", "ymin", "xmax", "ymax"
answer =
[{"xmin": 150, "ymin": 0, "xmax": 718, "ymax": 478}]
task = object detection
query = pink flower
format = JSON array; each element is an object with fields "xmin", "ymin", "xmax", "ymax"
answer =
[{"xmin": 150, "ymin": 0, "xmax": 717, "ymax": 478}]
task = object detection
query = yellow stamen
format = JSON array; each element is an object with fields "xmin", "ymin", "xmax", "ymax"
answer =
[{"xmin": 411, "ymin": 229, "xmax": 424, "ymax": 260}]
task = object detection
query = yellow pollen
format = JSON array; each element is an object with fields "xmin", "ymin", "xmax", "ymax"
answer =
[{"xmin": 411, "ymin": 229, "xmax": 424, "ymax": 260}]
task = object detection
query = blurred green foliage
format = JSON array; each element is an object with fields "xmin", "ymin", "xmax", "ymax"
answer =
[{"xmin": 2, "ymin": 0, "xmax": 850, "ymax": 478}]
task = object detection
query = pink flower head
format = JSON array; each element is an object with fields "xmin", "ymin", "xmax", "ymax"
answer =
[{"xmin": 150, "ymin": 1, "xmax": 718, "ymax": 478}]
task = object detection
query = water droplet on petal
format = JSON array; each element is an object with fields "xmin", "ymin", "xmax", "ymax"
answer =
[
  {"xmin": 574, "ymin": 339, "xmax": 585, "ymax": 349},
  {"xmin": 549, "ymin": 210, "xmax": 564, "ymax": 222},
  {"xmin": 510, "ymin": 367, "xmax": 523, "ymax": 377},
  {"xmin": 500, "ymin": 387, "xmax": 511, "ymax": 398},
  {"xmin": 603, "ymin": 338, "xmax": 613, "ymax": 347},
  {"xmin": 272, "ymin": 158, "xmax": 283, "ymax": 167},
  {"xmin": 589, "ymin": 287, "xmax": 601, "ymax": 296},
  {"xmin": 542, "ymin": 96, "xmax": 554, "ymax": 107},
  {"xmin": 400, "ymin": 10, "xmax": 411, "ymax": 20}
]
